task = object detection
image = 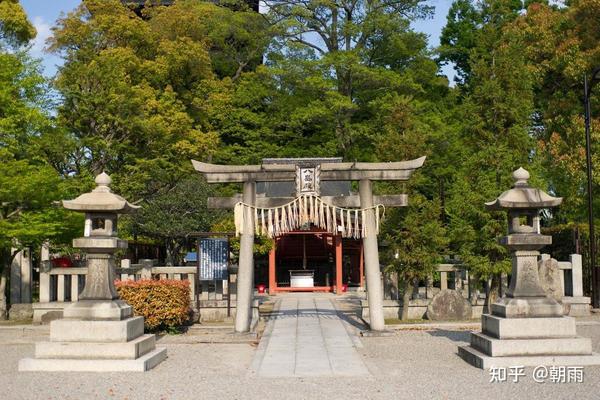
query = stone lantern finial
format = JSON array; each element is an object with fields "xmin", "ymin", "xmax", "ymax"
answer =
[
  {"xmin": 485, "ymin": 167, "xmax": 562, "ymax": 212},
  {"xmin": 93, "ymin": 171, "xmax": 112, "ymax": 191},
  {"xmin": 512, "ymin": 167, "xmax": 530, "ymax": 186}
]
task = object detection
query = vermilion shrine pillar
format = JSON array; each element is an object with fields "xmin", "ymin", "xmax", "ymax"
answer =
[
  {"xmin": 268, "ymin": 241, "xmax": 276, "ymax": 295},
  {"xmin": 334, "ymin": 235, "xmax": 343, "ymax": 294},
  {"xmin": 359, "ymin": 242, "xmax": 365, "ymax": 289}
]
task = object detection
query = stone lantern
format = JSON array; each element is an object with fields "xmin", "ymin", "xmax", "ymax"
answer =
[
  {"xmin": 20, "ymin": 173, "xmax": 166, "ymax": 372},
  {"xmin": 484, "ymin": 167, "xmax": 563, "ymax": 318},
  {"xmin": 61, "ymin": 172, "xmax": 138, "ymax": 319},
  {"xmin": 459, "ymin": 167, "xmax": 600, "ymax": 368}
]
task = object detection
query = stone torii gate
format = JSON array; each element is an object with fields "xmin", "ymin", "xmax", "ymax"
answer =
[{"xmin": 192, "ymin": 157, "xmax": 425, "ymax": 332}]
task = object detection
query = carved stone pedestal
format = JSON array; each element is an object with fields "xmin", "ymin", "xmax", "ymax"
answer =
[
  {"xmin": 458, "ymin": 249, "xmax": 600, "ymax": 368},
  {"xmin": 459, "ymin": 249, "xmax": 600, "ymax": 369}
]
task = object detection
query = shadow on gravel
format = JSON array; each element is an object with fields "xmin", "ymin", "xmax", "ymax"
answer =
[
  {"xmin": 263, "ymin": 308, "xmax": 367, "ymax": 330},
  {"xmin": 426, "ymin": 329, "xmax": 470, "ymax": 343},
  {"xmin": 336, "ymin": 309, "xmax": 368, "ymax": 331}
]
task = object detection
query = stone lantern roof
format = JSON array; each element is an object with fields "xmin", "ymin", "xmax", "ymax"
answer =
[
  {"xmin": 485, "ymin": 167, "xmax": 562, "ymax": 210},
  {"xmin": 62, "ymin": 172, "xmax": 140, "ymax": 213}
]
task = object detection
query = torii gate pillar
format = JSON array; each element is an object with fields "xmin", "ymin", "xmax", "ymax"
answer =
[
  {"xmin": 359, "ymin": 179, "xmax": 385, "ymax": 331},
  {"xmin": 236, "ymin": 181, "xmax": 256, "ymax": 333}
]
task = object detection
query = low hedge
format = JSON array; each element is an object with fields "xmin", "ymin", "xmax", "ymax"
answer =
[{"xmin": 115, "ymin": 279, "xmax": 191, "ymax": 331}]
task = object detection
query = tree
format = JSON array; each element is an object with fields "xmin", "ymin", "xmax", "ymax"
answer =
[
  {"xmin": 261, "ymin": 0, "xmax": 443, "ymax": 158},
  {"xmin": 49, "ymin": 0, "xmax": 214, "ymax": 181},
  {"xmin": 502, "ymin": 1, "xmax": 600, "ymax": 223},
  {"xmin": 0, "ymin": 157, "xmax": 82, "ymax": 318},
  {"xmin": 0, "ymin": 1, "xmax": 79, "ymax": 318},
  {"xmin": 128, "ymin": 175, "xmax": 218, "ymax": 265},
  {"xmin": 441, "ymin": 0, "xmax": 539, "ymax": 308},
  {"xmin": 439, "ymin": 0, "xmax": 482, "ymax": 84},
  {"xmin": 372, "ymin": 78, "xmax": 453, "ymax": 319},
  {"xmin": 0, "ymin": 0, "xmax": 35, "ymax": 48},
  {"xmin": 439, "ymin": 0, "xmax": 526, "ymax": 86},
  {"xmin": 48, "ymin": 0, "xmax": 274, "ymax": 196},
  {"xmin": 381, "ymin": 195, "xmax": 448, "ymax": 320}
]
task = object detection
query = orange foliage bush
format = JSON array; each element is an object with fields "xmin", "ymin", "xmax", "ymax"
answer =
[{"xmin": 115, "ymin": 279, "xmax": 191, "ymax": 331}]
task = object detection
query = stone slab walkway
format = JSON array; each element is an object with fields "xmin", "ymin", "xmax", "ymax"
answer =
[{"xmin": 251, "ymin": 294, "xmax": 370, "ymax": 377}]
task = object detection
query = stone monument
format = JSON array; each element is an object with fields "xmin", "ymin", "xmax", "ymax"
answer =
[
  {"xmin": 426, "ymin": 289, "xmax": 472, "ymax": 321},
  {"xmin": 458, "ymin": 167, "xmax": 600, "ymax": 368},
  {"xmin": 19, "ymin": 173, "xmax": 167, "ymax": 371},
  {"xmin": 538, "ymin": 256, "xmax": 563, "ymax": 301}
]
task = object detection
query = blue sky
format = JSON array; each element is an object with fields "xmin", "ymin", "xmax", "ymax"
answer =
[
  {"xmin": 21, "ymin": 0, "xmax": 80, "ymax": 77},
  {"xmin": 21, "ymin": 0, "xmax": 455, "ymax": 81}
]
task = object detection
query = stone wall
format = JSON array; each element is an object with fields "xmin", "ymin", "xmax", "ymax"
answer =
[
  {"xmin": 371, "ymin": 253, "xmax": 590, "ymax": 322},
  {"xmin": 361, "ymin": 298, "xmax": 486, "ymax": 321}
]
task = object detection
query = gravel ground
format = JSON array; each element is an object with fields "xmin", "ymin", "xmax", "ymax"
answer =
[{"xmin": 2, "ymin": 314, "xmax": 600, "ymax": 399}]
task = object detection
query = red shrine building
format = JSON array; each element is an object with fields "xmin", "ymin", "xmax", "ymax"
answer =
[{"xmin": 254, "ymin": 158, "xmax": 365, "ymax": 294}]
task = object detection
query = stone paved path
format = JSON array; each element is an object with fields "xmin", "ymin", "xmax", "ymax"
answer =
[{"xmin": 252, "ymin": 294, "xmax": 370, "ymax": 377}]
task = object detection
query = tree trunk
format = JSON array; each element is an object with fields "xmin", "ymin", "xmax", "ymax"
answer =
[
  {"xmin": 165, "ymin": 239, "xmax": 175, "ymax": 266},
  {"xmin": 401, "ymin": 278, "xmax": 414, "ymax": 320},
  {"xmin": 0, "ymin": 249, "xmax": 17, "ymax": 320},
  {"xmin": 165, "ymin": 239, "xmax": 183, "ymax": 266},
  {"xmin": 0, "ymin": 266, "xmax": 8, "ymax": 320},
  {"xmin": 485, "ymin": 273, "xmax": 500, "ymax": 313}
]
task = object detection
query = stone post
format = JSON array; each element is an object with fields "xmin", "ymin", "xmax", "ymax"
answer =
[
  {"xmin": 10, "ymin": 247, "xmax": 32, "ymax": 304},
  {"xmin": 571, "ymin": 254, "xmax": 583, "ymax": 297},
  {"xmin": 440, "ymin": 271, "xmax": 448, "ymax": 290},
  {"xmin": 454, "ymin": 270, "xmax": 462, "ymax": 291},
  {"xmin": 10, "ymin": 247, "xmax": 21, "ymax": 305},
  {"xmin": 359, "ymin": 179, "xmax": 385, "ymax": 331},
  {"xmin": 120, "ymin": 258, "xmax": 131, "ymax": 281},
  {"xmin": 426, "ymin": 275, "xmax": 434, "ymax": 299},
  {"xmin": 235, "ymin": 181, "xmax": 256, "ymax": 333},
  {"xmin": 39, "ymin": 242, "xmax": 51, "ymax": 303},
  {"xmin": 21, "ymin": 248, "xmax": 31, "ymax": 303},
  {"xmin": 140, "ymin": 259, "xmax": 153, "ymax": 279}
]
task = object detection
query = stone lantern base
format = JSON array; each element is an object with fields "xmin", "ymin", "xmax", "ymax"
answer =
[
  {"xmin": 458, "ymin": 312, "xmax": 600, "ymax": 369},
  {"xmin": 19, "ymin": 302, "xmax": 167, "ymax": 372},
  {"xmin": 458, "ymin": 253, "xmax": 600, "ymax": 369}
]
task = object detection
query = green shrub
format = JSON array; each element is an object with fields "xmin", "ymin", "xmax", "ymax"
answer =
[{"xmin": 115, "ymin": 279, "xmax": 191, "ymax": 331}]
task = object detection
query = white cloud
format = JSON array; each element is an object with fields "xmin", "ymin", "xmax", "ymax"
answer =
[{"xmin": 30, "ymin": 16, "xmax": 52, "ymax": 57}]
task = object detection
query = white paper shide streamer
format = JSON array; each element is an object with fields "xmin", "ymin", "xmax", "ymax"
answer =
[{"xmin": 234, "ymin": 194, "xmax": 384, "ymax": 238}]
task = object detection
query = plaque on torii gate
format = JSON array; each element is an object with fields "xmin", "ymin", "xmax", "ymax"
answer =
[{"xmin": 192, "ymin": 157, "xmax": 425, "ymax": 332}]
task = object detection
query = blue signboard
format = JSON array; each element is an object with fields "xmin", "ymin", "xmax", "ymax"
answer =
[{"xmin": 199, "ymin": 238, "xmax": 228, "ymax": 281}]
